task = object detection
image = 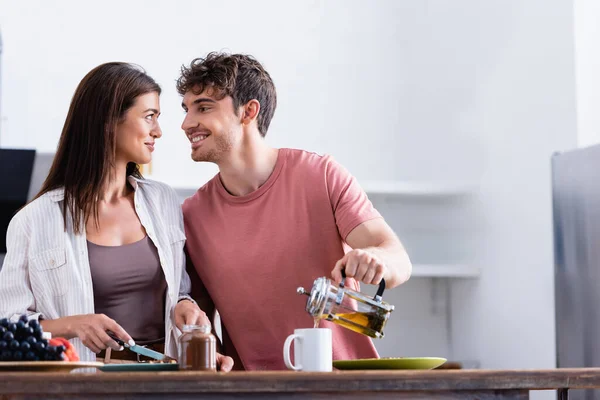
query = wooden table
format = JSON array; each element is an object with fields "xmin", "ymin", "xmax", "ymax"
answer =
[{"xmin": 1, "ymin": 368, "xmax": 599, "ymax": 399}]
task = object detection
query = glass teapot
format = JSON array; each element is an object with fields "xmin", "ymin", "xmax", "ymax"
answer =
[{"xmin": 297, "ymin": 270, "xmax": 394, "ymax": 339}]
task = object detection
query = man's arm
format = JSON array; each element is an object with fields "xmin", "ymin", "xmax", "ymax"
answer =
[{"xmin": 331, "ymin": 218, "xmax": 412, "ymax": 289}]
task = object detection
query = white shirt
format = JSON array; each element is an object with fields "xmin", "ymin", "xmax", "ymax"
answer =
[{"xmin": 0, "ymin": 177, "xmax": 192, "ymax": 362}]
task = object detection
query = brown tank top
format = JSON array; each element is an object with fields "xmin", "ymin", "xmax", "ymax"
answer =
[{"xmin": 87, "ymin": 236, "xmax": 167, "ymax": 342}]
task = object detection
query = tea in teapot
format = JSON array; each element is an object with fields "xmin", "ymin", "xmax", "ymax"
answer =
[{"xmin": 297, "ymin": 270, "xmax": 394, "ymax": 339}]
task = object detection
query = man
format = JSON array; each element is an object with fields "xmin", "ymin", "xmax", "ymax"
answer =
[{"xmin": 178, "ymin": 52, "xmax": 412, "ymax": 371}]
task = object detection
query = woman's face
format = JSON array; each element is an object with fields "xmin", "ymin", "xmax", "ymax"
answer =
[{"xmin": 115, "ymin": 92, "xmax": 162, "ymax": 165}]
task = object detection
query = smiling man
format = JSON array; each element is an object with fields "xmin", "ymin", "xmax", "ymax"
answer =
[{"xmin": 178, "ymin": 52, "xmax": 412, "ymax": 371}]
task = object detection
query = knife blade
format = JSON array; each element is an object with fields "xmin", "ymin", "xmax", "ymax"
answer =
[
  {"xmin": 127, "ymin": 344, "xmax": 169, "ymax": 361},
  {"xmin": 106, "ymin": 331, "xmax": 173, "ymax": 362}
]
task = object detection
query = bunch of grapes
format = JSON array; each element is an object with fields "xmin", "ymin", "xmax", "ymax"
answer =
[{"xmin": 0, "ymin": 315, "xmax": 65, "ymax": 361}]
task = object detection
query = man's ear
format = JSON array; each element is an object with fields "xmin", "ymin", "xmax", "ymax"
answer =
[{"xmin": 241, "ymin": 99, "xmax": 260, "ymax": 125}]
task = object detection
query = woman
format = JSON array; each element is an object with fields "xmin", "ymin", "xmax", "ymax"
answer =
[{"xmin": 0, "ymin": 63, "xmax": 208, "ymax": 363}]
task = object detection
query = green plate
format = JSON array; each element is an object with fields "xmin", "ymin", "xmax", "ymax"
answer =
[
  {"xmin": 333, "ymin": 357, "xmax": 447, "ymax": 370},
  {"xmin": 99, "ymin": 363, "xmax": 179, "ymax": 372}
]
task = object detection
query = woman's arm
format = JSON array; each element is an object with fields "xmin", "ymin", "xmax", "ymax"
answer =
[
  {"xmin": 177, "ymin": 252, "xmax": 196, "ymax": 304},
  {"xmin": 0, "ymin": 210, "xmax": 41, "ymax": 321},
  {"xmin": 173, "ymin": 250, "xmax": 212, "ymax": 330},
  {"xmin": 40, "ymin": 314, "xmax": 131, "ymax": 353}
]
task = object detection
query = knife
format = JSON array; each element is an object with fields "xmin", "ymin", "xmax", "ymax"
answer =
[
  {"xmin": 107, "ymin": 331, "xmax": 174, "ymax": 362},
  {"xmin": 127, "ymin": 343, "xmax": 172, "ymax": 362}
]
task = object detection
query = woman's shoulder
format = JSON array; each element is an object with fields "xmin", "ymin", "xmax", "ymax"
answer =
[
  {"xmin": 135, "ymin": 178, "xmax": 178, "ymax": 199},
  {"xmin": 133, "ymin": 178, "xmax": 183, "ymax": 218},
  {"xmin": 7, "ymin": 190, "xmax": 63, "ymax": 234},
  {"xmin": 134, "ymin": 179, "xmax": 184, "ymax": 233},
  {"xmin": 18, "ymin": 190, "xmax": 63, "ymax": 217}
]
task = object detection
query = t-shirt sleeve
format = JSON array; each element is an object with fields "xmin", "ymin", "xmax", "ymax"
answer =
[{"xmin": 325, "ymin": 156, "xmax": 382, "ymax": 241}]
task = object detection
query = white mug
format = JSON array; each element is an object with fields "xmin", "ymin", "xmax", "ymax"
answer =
[{"xmin": 283, "ymin": 328, "xmax": 332, "ymax": 372}]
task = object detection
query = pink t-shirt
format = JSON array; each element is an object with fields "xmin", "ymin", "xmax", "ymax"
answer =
[{"xmin": 182, "ymin": 148, "xmax": 382, "ymax": 370}]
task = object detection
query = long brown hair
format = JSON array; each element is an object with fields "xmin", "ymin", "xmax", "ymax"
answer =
[{"xmin": 34, "ymin": 62, "xmax": 161, "ymax": 233}]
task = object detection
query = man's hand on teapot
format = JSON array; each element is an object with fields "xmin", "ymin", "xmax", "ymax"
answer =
[{"xmin": 331, "ymin": 249, "xmax": 386, "ymax": 285}]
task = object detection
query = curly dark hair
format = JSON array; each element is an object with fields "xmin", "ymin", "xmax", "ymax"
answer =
[{"xmin": 176, "ymin": 52, "xmax": 277, "ymax": 137}]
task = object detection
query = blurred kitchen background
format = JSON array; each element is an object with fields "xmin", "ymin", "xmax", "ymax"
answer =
[{"xmin": 1, "ymin": 0, "xmax": 600, "ymax": 395}]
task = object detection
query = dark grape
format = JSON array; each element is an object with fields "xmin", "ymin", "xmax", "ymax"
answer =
[
  {"xmin": 46, "ymin": 345, "xmax": 56, "ymax": 354},
  {"xmin": 56, "ymin": 345, "xmax": 65, "ymax": 353},
  {"xmin": 0, "ymin": 318, "xmax": 8, "ymax": 328},
  {"xmin": 0, "ymin": 350, "xmax": 11, "ymax": 361},
  {"xmin": 0, "ymin": 326, "xmax": 6, "ymax": 335},
  {"xmin": 12, "ymin": 350, "xmax": 23, "ymax": 361},
  {"xmin": 28, "ymin": 319, "xmax": 39, "ymax": 330},
  {"xmin": 25, "ymin": 351, "xmax": 36, "ymax": 361},
  {"xmin": 8, "ymin": 340, "xmax": 19, "ymax": 351},
  {"xmin": 34, "ymin": 327, "xmax": 43, "ymax": 340},
  {"xmin": 40, "ymin": 338, "xmax": 48, "ymax": 347},
  {"xmin": 15, "ymin": 322, "xmax": 27, "ymax": 339},
  {"xmin": 43, "ymin": 353, "xmax": 54, "ymax": 361},
  {"xmin": 7, "ymin": 323, "xmax": 16, "ymax": 333},
  {"xmin": 22, "ymin": 327, "xmax": 34, "ymax": 337},
  {"xmin": 20, "ymin": 341, "xmax": 31, "ymax": 352},
  {"xmin": 26, "ymin": 336, "xmax": 37, "ymax": 345},
  {"xmin": 34, "ymin": 342, "xmax": 45, "ymax": 352},
  {"xmin": 3, "ymin": 331, "xmax": 13, "ymax": 342},
  {"xmin": 19, "ymin": 314, "xmax": 28, "ymax": 324},
  {"xmin": 0, "ymin": 340, "xmax": 6, "ymax": 351}
]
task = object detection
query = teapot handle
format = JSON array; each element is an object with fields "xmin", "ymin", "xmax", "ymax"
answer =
[{"xmin": 340, "ymin": 269, "xmax": 386, "ymax": 302}]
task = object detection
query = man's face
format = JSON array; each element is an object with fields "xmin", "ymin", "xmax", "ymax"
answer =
[{"xmin": 181, "ymin": 87, "xmax": 242, "ymax": 163}]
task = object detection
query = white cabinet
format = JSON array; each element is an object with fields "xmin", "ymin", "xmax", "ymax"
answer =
[{"xmin": 363, "ymin": 180, "xmax": 479, "ymax": 280}]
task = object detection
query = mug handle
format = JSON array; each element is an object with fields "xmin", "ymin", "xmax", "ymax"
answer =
[{"xmin": 283, "ymin": 333, "xmax": 302, "ymax": 371}]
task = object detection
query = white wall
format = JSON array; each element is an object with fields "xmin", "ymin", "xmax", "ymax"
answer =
[
  {"xmin": 0, "ymin": 0, "xmax": 580, "ymax": 385},
  {"xmin": 0, "ymin": 0, "xmax": 484, "ymax": 187},
  {"xmin": 575, "ymin": 0, "xmax": 600, "ymax": 147},
  {"xmin": 443, "ymin": 0, "xmax": 577, "ymax": 376}
]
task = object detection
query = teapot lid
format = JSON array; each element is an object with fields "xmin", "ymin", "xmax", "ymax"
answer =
[{"xmin": 297, "ymin": 276, "xmax": 329, "ymax": 317}]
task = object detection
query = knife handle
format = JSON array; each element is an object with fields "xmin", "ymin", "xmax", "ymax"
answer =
[{"xmin": 106, "ymin": 331, "xmax": 127, "ymax": 347}]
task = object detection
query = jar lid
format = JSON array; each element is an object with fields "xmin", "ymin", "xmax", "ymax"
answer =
[{"xmin": 182, "ymin": 324, "xmax": 211, "ymax": 333}]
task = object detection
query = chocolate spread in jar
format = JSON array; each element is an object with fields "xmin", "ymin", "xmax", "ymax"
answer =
[{"xmin": 178, "ymin": 324, "xmax": 216, "ymax": 371}]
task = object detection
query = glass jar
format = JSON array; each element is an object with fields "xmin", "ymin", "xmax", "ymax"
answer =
[
  {"xmin": 178, "ymin": 324, "xmax": 217, "ymax": 371},
  {"xmin": 297, "ymin": 271, "xmax": 394, "ymax": 339}
]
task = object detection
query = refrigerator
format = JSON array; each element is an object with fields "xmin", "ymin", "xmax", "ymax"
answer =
[
  {"xmin": 552, "ymin": 144, "xmax": 600, "ymax": 399},
  {"xmin": 0, "ymin": 26, "xmax": 3, "ymax": 144}
]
